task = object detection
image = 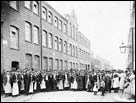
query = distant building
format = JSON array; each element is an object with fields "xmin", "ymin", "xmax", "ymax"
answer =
[
  {"xmin": 1, "ymin": 1, "xmax": 91, "ymax": 71},
  {"xmin": 91, "ymin": 55, "xmax": 114, "ymax": 71}
]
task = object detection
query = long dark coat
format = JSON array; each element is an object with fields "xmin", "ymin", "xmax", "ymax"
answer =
[{"xmin": 24, "ymin": 74, "xmax": 30, "ymax": 95}]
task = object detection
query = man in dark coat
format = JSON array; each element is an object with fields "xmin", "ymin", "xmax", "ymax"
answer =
[
  {"xmin": 24, "ymin": 71, "xmax": 30, "ymax": 95},
  {"xmin": 17, "ymin": 71, "xmax": 22, "ymax": 95}
]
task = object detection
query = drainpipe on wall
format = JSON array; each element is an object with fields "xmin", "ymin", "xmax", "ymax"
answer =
[{"xmin": 40, "ymin": 1, "xmax": 43, "ymax": 70}]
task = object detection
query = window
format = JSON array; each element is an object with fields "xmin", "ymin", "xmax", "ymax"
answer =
[
  {"xmin": 42, "ymin": 7, "xmax": 47, "ymax": 20},
  {"xmin": 71, "ymin": 24, "xmax": 73, "ymax": 38},
  {"xmin": 48, "ymin": 11, "xmax": 52, "ymax": 24},
  {"xmin": 34, "ymin": 55, "xmax": 40, "ymax": 70},
  {"xmin": 63, "ymin": 41, "xmax": 67, "ymax": 53},
  {"xmin": 64, "ymin": 60, "xmax": 68, "ymax": 70},
  {"xmin": 49, "ymin": 58, "xmax": 53, "ymax": 71},
  {"xmin": 69, "ymin": 44, "xmax": 72, "ymax": 56},
  {"xmin": 76, "ymin": 47, "xmax": 78, "ymax": 57},
  {"xmin": 33, "ymin": 1, "xmax": 39, "ymax": 15},
  {"xmin": 55, "ymin": 59, "xmax": 59, "ymax": 70},
  {"xmin": 73, "ymin": 45, "xmax": 75, "ymax": 57},
  {"xmin": 25, "ymin": 21, "xmax": 32, "ymax": 42},
  {"xmin": 42, "ymin": 30, "xmax": 47, "ymax": 47},
  {"xmin": 33, "ymin": 26, "xmax": 39, "ymax": 44},
  {"xmin": 73, "ymin": 63, "xmax": 75, "ymax": 69},
  {"xmin": 63, "ymin": 23, "xmax": 67, "ymax": 33},
  {"xmin": 55, "ymin": 36, "xmax": 58, "ymax": 50},
  {"xmin": 25, "ymin": 54, "xmax": 32, "ymax": 69},
  {"xmin": 10, "ymin": 26, "xmax": 19, "ymax": 49},
  {"xmin": 43, "ymin": 57, "xmax": 48, "ymax": 70},
  {"xmin": 60, "ymin": 60, "xmax": 63, "ymax": 70},
  {"xmin": 70, "ymin": 23, "xmax": 72, "ymax": 37},
  {"xmin": 59, "ymin": 39, "xmax": 62, "ymax": 52},
  {"xmin": 25, "ymin": 1, "xmax": 31, "ymax": 9},
  {"xmin": 73, "ymin": 26, "xmax": 75, "ymax": 39},
  {"xmin": 58, "ymin": 20, "xmax": 62, "ymax": 30},
  {"xmin": 48, "ymin": 33, "xmax": 53, "ymax": 48},
  {"xmin": 10, "ymin": 1, "xmax": 17, "ymax": 10},
  {"xmin": 54, "ymin": 16, "xmax": 58, "ymax": 27},
  {"xmin": 76, "ymin": 63, "xmax": 78, "ymax": 70},
  {"xmin": 69, "ymin": 62, "xmax": 72, "ymax": 69}
]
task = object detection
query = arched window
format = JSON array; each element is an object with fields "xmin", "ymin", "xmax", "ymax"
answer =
[
  {"xmin": 42, "ymin": 7, "xmax": 47, "ymax": 20},
  {"xmin": 33, "ymin": 1, "xmax": 39, "ymax": 15},
  {"xmin": 25, "ymin": 21, "xmax": 32, "ymax": 42}
]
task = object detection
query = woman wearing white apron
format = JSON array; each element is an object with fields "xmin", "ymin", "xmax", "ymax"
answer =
[
  {"xmin": 113, "ymin": 74, "xmax": 119, "ymax": 93},
  {"xmin": 12, "ymin": 72, "xmax": 19, "ymax": 97},
  {"xmin": 119, "ymin": 72, "xmax": 126, "ymax": 93},
  {"xmin": 20, "ymin": 73, "xmax": 24, "ymax": 94},
  {"xmin": 34, "ymin": 73, "xmax": 37, "ymax": 92},
  {"xmin": 93, "ymin": 82, "xmax": 98, "ymax": 95},
  {"xmin": 58, "ymin": 76, "xmax": 64, "ymax": 90},
  {"xmin": 3, "ymin": 71, "xmax": 12, "ymax": 96},
  {"xmin": 40, "ymin": 74, "xmax": 46, "ymax": 91},
  {"xmin": 64, "ymin": 73, "xmax": 69, "ymax": 90},
  {"xmin": 71, "ymin": 75, "xmax": 78, "ymax": 90},
  {"xmin": 29, "ymin": 73, "xmax": 34, "ymax": 94}
]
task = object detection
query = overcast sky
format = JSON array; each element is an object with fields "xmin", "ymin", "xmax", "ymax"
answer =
[{"xmin": 47, "ymin": 1, "xmax": 131, "ymax": 70}]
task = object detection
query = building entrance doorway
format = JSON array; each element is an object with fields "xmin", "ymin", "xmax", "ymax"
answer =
[{"xmin": 11, "ymin": 61, "xmax": 19, "ymax": 71}]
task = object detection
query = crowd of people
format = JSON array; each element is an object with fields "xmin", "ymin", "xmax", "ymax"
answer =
[{"xmin": 1, "ymin": 68, "xmax": 135, "ymax": 101}]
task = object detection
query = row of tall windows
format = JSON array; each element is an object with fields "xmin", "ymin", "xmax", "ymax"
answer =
[
  {"xmin": 25, "ymin": 53, "xmax": 68, "ymax": 70},
  {"xmin": 10, "ymin": 1, "xmax": 67, "ymax": 33}
]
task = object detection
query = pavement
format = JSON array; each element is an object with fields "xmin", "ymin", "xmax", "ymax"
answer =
[{"xmin": 1, "ymin": 91, "xmax": 135, "ymax": 102}]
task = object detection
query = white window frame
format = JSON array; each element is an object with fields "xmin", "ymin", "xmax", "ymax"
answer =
[
  {"xmin": 24, "ymin": 1, "xmax": 31, "ymax": 9},
  {"xmin": 42, "ymin": 30, "xmax": 47, "ymax": 47},
  {"xmin": 33, "ymin": 1, "xmax": 39, "ymax": 15},
  {"xmin": 55, "ymin": 36, "xmax": 58, "ymax": 50},
  {"xmin": 48, "ymin": 11, "xmax": 52, "ymax": 24},
  {"xmin": 10, "ymin": 26, "xmax": 19, "ymax": 49},
  {"xmin": 25, "ymin": 21, "xmax": 32, "ymax": 42},
  {"xmin": 54, "ymin": 16, "xmax": 58, "ymax": 28},
  {"xmin": 33, "ymin": 26, "xmax": 39, "ymax": 44},
  {"xmin": 58, "ymin": 20, "xmax": 62, "ymax": 30},
  {"xmin": 42, "ymin": 7, "xmax": 47, "ymax": 20},
  {"xmin": 10, "ymin": 1, "xmax": 17, "ymax": 10},
  {"xmin": 48, "ymin": 33, "xmax": 53, "ymax": 48}
]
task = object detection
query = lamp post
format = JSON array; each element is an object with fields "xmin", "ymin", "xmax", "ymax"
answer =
[{"xmin": 119, "ymin": 29, "xmax": 134, "ymax": 70}]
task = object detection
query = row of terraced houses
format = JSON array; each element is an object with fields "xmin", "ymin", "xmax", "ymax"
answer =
[{"xmin": 1, "ymin": 1, "xmax": 91, "ymax": 72}]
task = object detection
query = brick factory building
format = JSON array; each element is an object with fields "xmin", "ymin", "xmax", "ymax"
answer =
[{"xmin": 1, "ymin": 1, "xmax": 91, "ymax": 72}]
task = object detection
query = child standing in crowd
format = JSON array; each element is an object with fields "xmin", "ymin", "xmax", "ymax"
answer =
[
  {"xmin": 93, "ymin": 82, "xmax": 98, "ymax": 95},
  {"xmin": 100, "ymin": 78, "xmax": 105, "ymax": 96}
]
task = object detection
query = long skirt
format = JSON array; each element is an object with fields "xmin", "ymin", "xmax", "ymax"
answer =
[
  {"xmin": 29, "ymin": 82, "xmax": 33, "ymax": 93},
  {"xmin": 93, "ymin": 83, "xmax": 98, "ymax": 92},
  {"xmin": 71, "ymin": 81, "xmax": 78, "ymax": 89},
  {"xmin": 64, "ymin": 80, "xmax": 69, "ymax": 88},
  {"xmin": 40, "ymin": 80, "xmax": 46, "ymax": 89},
  {"xmin": 34, "ymin": 82, "xmax": 37, "ymax": 90},
  {"xmin": 20, "ymin": 81, "xmax": 24, "ymax": 91},
  {"xmin": 119, "ymin": 78, "xmax": 125, "ymax": 90},
  {"xmin": 12, "ymin": 82, "xmax": 19, "ymax": 96},
  {"xmin": 86, "ymin": 81, "xmax": 90, "ymax": 89},
  {"xmin": 57, "ymin": 80, "xmax": 63, "ymax": 90},
  {"xmin": 4, "ymin": 82, "xmax": 12, "ymax": 94}
]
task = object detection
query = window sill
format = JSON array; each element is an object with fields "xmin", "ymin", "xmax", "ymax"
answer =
[
  {"xmin": 10, "ymin": 47, "xmax": 20, "ymax": 51},
  {"xmin": 10, "ymin": 7, "xmax": 19, "ymax": 12},
  {"xmin": 25, "ymin": 40, "xmax": 32, "ymax": 44},
  {"xmin": 25, "ymin": 7, "xmax": 32, "ymax": 12},
  {"xmin": 33, "ymin": 43, "xmax": 40, "ymax": 46},
  {"xmin": 42, "ymin": 18, "xmax": 47, "ymax": 22},
  {"xmin": 33, "ymin": 12, "xmax": 40, "ymax": 17}
]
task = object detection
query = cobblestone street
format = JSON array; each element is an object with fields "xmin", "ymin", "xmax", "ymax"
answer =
[{"xmin": 1, "ymin": 91, "xmax": 133, "ymax": 102}]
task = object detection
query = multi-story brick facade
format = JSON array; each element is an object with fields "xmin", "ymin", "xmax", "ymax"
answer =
[
  {"xmin": 127, "ymin": 1, "xmax": 135, "ymax": 70},
  {"xmin": 1, "ymin": 1, "xmax": 91, "ymax": 72}
]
